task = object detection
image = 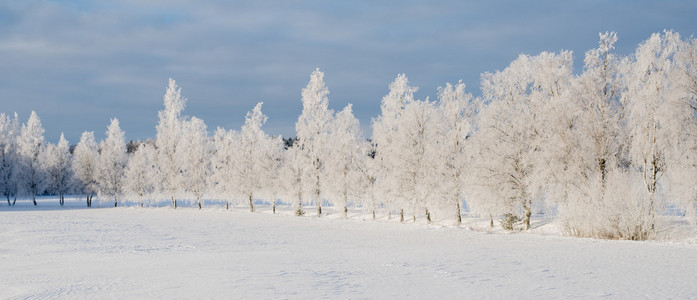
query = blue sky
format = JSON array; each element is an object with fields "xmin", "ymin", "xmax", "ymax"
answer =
[{"xmin": 1, "ymin": 0, "xmax": 696, "ymax": 143}]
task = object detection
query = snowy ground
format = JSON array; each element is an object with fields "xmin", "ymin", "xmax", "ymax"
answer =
[{"xmin": 2, "ymin": 197, "xmax": 697, "ymax": 299}]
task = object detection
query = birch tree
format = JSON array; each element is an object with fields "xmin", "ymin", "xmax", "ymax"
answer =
[
  {"xmin": 156, "ymin": 78, "xmax": 187, "ymax": 209},
  {"xmin": 41, "ymin": 133, "xmax": 73, "ymax": 206},
  {"xmin": 434, "ymin": 81, "xmax": 476, "ymax": 226},
  {"xmin": 623, "ymin": 31, "xmax": 683, "ymax": 238},
  {"xmin": 212, "ymin": 127, "xmax": 237, "ymax": 209},
  {"xmin": 395, "ymin": 99, "xmax": 438, "ymax": 223},
  {"xmin": 16, "ymin": 111, "xmax": 47, "ymax": 206},
  {"xmin": 0, "ymin": 113, "xmax": 19, "ymax": 205},
  {"xmin": 326, "ymin": 104, "xmax": 364, "ymax": 218},
  {"xmin": 177, "ymin": 117, "xmax": 212, "ymax": 209},
  {"xmin": 97, "ymin": 119, "xmax": 127, "ymax": 207},
  {"xmin": 234, "ymin": 103, "xmax": 272, "ymax": 212},
  {"xmin": 123, "ymin": 143, "xmax": 157, "ymax": 207},
  {"xmin": 295, "ymin": 68, "xmax": 333, "ymax": 217},
  {"xmin": 476, "ymin": 52, "xmax": 565, "ymax": 230},
  {"xmin": 72, "ymin": 131, "xmax": 99, "ymax": 207},
  {"xmin": 372, "ymin": 74, "xmax": 417, "ymax": 221}
]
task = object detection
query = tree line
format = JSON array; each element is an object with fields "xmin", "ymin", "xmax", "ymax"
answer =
[{"xmin": 2, "ymin": 31, "xmax": 697, "ymax": 240}]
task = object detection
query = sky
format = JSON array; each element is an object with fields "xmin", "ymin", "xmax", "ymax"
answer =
[{"xmin": 1, "ymin": 0, "xmax": 697, "ymax": 143}]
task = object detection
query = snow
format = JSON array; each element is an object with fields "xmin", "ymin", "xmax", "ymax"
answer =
[{"xmin": 2, "ymin": 197, "xmax": 697, "ymax": 299}]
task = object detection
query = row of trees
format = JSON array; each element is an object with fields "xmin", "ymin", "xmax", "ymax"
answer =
[{"xmin": 2, "ymin": 31, "xmax": 697, "ymax": 240}]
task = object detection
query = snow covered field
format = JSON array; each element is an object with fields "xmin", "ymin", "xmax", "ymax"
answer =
[{"xmin": 2, "ymin": 197, "xmax": 697, "ymax": 299}]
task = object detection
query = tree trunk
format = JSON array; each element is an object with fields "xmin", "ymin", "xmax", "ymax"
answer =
[
  {"xmin": 272, "ymin": 196, "xmax": 276, "ymax": 214},
  {"xmin": 399, "ymin": 209, "xmax": 404, "ymax": 222},
  {"xmin": 32, "ymin": 194, "xmax": 37, "ymax": 206},
  {"xmin": 523, "ymin": 199, "xmax": 531, "ymax": 230},
  {"xmin": 425, "ymin": 208, "xmax": 431, "ymax": 224},
  {"xmin": 114, "ymin": 197, "xmax": 118, "ymax": 207},
  {"xmin": 489, "ymin": 213, "xmax": 494, "ymax": 228},
  {"xmin": 12, "ymin": 195, "xmax": 17, "ymax": 206},
  {"xmin": 198, "ymin": 196, "xmax": 202, "ymax": 210},
  {"xmin": 343, "ymin": 206, "xmax": 348, "ymax": 219},
  {"xmin": 6, "ymin": 194, "xmax": 10, "ymax": 206},
  {"xmin": 455, "ymin": 199, "xmax": 462, "ymax": 226},
  {"xmin": 248, "ymin": 194, "xmax": 254, "ymax": 212},
  {"xmin": 226, "ymin": 200, "xmax": 229, "ymax": 210}
]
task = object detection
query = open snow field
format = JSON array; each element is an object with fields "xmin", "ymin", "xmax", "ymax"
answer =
[{"xmin": 2, "ymin": 197, "xmax": 697, "ymax": 299}]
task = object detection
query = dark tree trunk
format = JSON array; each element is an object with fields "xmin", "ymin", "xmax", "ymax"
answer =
[
  {"xmin": 425, "ymin": 208, "xmax": 431, "ymax": 224},
  {"xmin": 32, "ymin": 195, "xmax": 37, "ymax": 206},
  {"xmin": 248, "ymin": 194, "xmax": 254, "ymax": 212},
  {"xmin": 399, "ymin": 209, "xmax": 404, "ymax": 222},
  {"xmin": 455, "ymin": 200, "xmax": 462, "ymax": 226}
]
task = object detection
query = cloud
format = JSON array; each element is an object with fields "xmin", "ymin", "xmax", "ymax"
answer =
[{"xmin": 0, "ymin": 0, "xmax": 696, "ymax": 143}]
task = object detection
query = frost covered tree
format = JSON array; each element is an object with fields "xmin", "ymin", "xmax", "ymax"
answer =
[
  {"xmin": 41, "ymin": 133, "xmax": 73, "ymax": 206},
  {"xmin": 259, "ymin": 135, "xmax": 285, "ymax": 214},
  {"xmin": 282, "ymin": 144, "xmax": 306, "ymax": 215},
  {"xmin": 372, "ymin": 74, "xmax": 417, "ymax": 221},
  {"xmin": 97, "ymin": 119, "xmax": 127, "ymax": 207},
  {"xmin": 295, "ymin": 68, "xmax": 333, "ymax": 217},
  {"xmin": 0, "ymin": 113, "xmax": 19, "ymax": 205},
  {"xmin": 123, "ymin": 143, "xmax": 157, "ymax": 207},
  {"xmin": 16, "ymin": 111, "xmax": 47, "ymax": 206},
  {"xmin": 475, "ymin": 52, "xmax": 568, "ymax": 230},
  {"xmin": 434, "ymin": 81, "xmax": 476, "ymax": 226},
  {"xmin": 354, "ymin": 140, "xmax": 378, "ymax": 220},
  {"xmin": 669, "ymin": 34, "xmax": 697, "ymax": 224},
  {"xmin": 177, "ymin": 117, "xmax": 212, "ymax": 209},
  {"xmin": 235, "ymin": 102, "xmax": 273, "ymax": 212},
  {"xmin": 156, "ymin": 78, "xmax": 187, "ymax": 209},
  {"xmin": 623, "ymin": 31, "xmax": 683, "ymax": 238},
  {"xmin": 395, "ymin": 99, "xmax": 438, "ymax": 223},
  {"xmin": 326, "ymin": 104, "xmax": 364, "ymax": 218},
  {"xmin": 212, "ymin": 127, "xmax": 237, "ymax": 209},
  {"xmin": 561, "ymin": 32, "xmax": 631, "ymax": 237},
  {"xmin": 72, "ymin": 131, "xmax": 100, "ymax": 207}
]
